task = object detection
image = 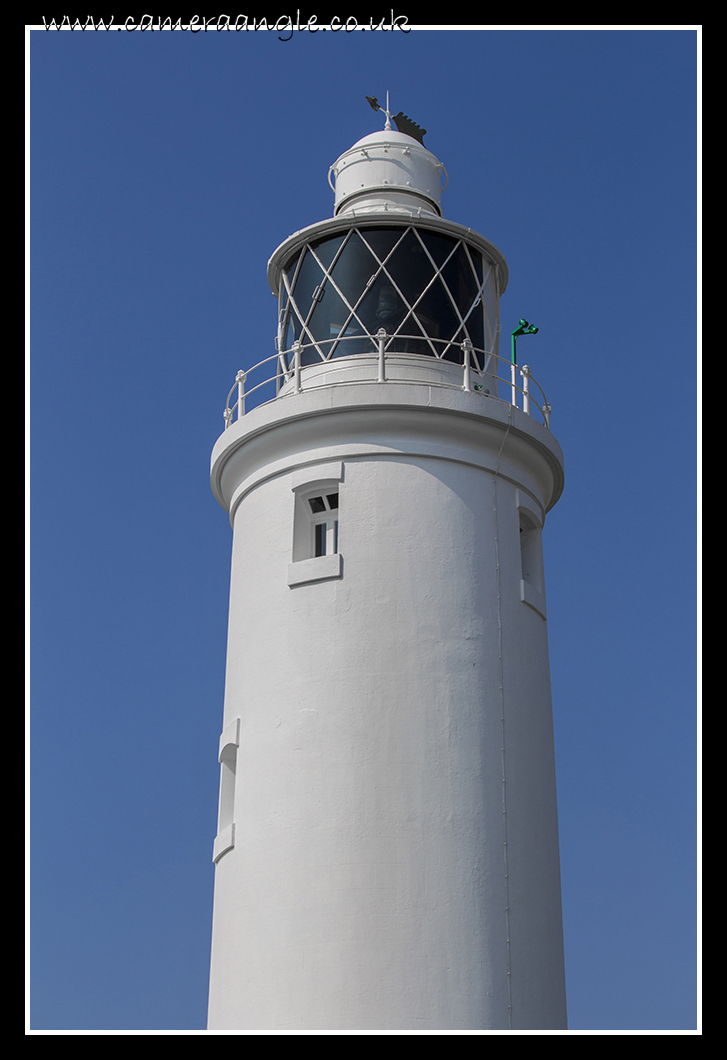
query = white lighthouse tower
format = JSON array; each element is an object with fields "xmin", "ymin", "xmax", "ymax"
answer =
[{"xmin": 207, "ymin": 101, "xmax": 567, "ymax": 1031}]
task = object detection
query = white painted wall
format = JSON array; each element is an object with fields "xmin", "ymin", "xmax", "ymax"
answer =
[{"xmin": 207, "ymin": 380, "xmax": 566, "ymax": 1030}]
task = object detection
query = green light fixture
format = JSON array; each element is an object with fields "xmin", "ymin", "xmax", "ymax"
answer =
[{"xmin": 511, "ymin": 318, "xmax": 539, "ymax": 367}]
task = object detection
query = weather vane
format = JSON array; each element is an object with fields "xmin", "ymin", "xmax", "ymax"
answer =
[{"xmin": 365, "ymin": 92, "xmax": 427, "ymax": 146}]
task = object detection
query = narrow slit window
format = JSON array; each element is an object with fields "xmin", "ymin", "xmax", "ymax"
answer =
[
  {"xmin": 519, "ymin": 515, "xmax": 544, "ymax": 595},
  {"xmin": 213, "ymin": 719, "xmax": 240, "ymax": 863},
  {"xmin": 218, "ymin": 743, "xmax": 237, "ymax": 835},
  {"xmin": 518, "ymin": 502, "xmax": 547, "ymax": 620}
]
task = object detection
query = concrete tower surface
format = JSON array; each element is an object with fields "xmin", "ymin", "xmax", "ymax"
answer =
[{"xmin": 207, "ymin": 111, "xmax": 567, "ymax": 1031}]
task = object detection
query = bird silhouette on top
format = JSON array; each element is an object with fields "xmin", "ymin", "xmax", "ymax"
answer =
[{"xmin": 366, "ymin": 95, "xmax": 427, "ymax": 146}]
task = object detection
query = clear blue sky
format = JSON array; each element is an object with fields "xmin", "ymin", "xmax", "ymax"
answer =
[{"xmin": 28, "ymin": 25, "xmax": 699, "ymax": 1032}]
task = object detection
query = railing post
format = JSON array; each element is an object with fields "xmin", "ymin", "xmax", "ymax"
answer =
[
  {"xmin": 521, "ymin": 364, "xmax": 531, "ymax": 416},
  {"xmin": 462, "ymin": 339, "xmax": 472, "ymax": 392},
  {"xmin": 236, "ymin": 370, "xmax": 246, "ymax": 420},
  {"xmin": 377, "ymin": 328, "xmax": 386, "ymax": 383},
  {"xmin": 293, "ymin": 340, "xmax": 302, "ymax": 394},
  {"xmin": 224, "ymin": 407, "xmax": 232, "ymax": 430},
  {"xmin": 511, "ymin": 360, "xmax": 518, "ymax": 408},
  {"xmin": 542, "ymin": 402, "xmax": 552, "ymax": 430}
]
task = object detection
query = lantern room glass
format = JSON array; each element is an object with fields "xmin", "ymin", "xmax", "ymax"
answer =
[{"xmin": 278, "ymin": 226, "xmax": 497, "ymax": 370}]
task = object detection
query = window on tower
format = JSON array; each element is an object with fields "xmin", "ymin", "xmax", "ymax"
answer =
[
  {"xmin": 213, "ymin": 718, "xmax": 240, "ymax": 863},
  {"xmin": 288, "ymin": 465, "xmax": 344, "ymax": 586},
  {"xmin": 518, "ymin": 499, "xmax": 547, "ymax": 621},
  {"xmin": 308, "ymin": 493, "xmax": 339, "ymax": 556}
]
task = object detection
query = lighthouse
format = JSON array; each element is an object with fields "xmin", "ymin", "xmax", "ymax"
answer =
[{"xmin": 207, "ymin": 101, "xmax": 567, "ymax": 1031}]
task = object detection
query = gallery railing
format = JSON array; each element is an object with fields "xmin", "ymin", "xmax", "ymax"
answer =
[{"xmin": 223, "ymin": 331, "xmax": 552, "ymax": 430}]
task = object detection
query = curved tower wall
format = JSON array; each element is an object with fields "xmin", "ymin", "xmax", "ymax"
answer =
[{"xmin": 207, "ymin": 125, "xmax": 567, "ymax": 1031}]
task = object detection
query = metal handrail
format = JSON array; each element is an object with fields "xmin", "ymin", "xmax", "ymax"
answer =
[{"xmin": 223, "ymin": 334, "xmax": 551, "ymax": 430}]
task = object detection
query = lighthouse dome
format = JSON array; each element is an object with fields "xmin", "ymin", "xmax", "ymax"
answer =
[{"xmin": 329, "ymin": 129, "xmax": 447, "ymax": 218}]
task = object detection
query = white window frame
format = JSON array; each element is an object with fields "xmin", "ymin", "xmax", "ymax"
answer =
[
  {"xmin": 288, "ymin": 462, "xmax": 344, "ymax": 587},
  {"xmin": 309, "ymin": 494, "xmax": 339, "ymax": 558}
]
